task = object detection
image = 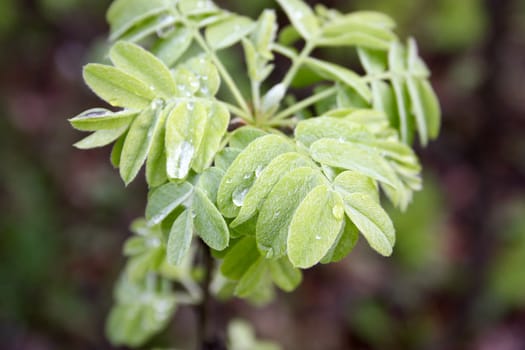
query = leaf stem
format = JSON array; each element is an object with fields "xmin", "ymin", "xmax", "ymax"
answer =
[{"xmin": 272, "ymin": 86, "xmax": 337, "ymax": 121}]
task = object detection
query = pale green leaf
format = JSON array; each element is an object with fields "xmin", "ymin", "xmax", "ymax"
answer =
[
  {"xmin": 83, "ymin": 64, "xmax": 155, "ymax": 109},
  {"xmin": 117, "ymin": 13, "xmax": 179, "ymax": 43},
  {"xmin": 205, "ymin": 15, "xmax": 255, "ymax": 50},
  {"xmin": 107, "ymin": 0, "xmax": 169, "ymax": 40},
  {"xmin": 145, "ymin": 107, "xmax": 169, "ymax": 187},
  {"xmin": 357, "ymin": 48, "xmax": 387, "ymax": 74},
  {"xmin": 320, "ymin": 218, "xmax": 359, "ymax": 263},
  {"xmin": 388, "ymin": 41, "xmax": 411, "ymax": 143},
  {"xmin": 252, "ymin": 9, "xmax": 277, "ymax": 58},
  {"xmin": 183, "ymin": 56, "xmax": 221, "ymax": 97},
  {"xmin": 276, "ymin": 0, "xmax": 320, "ymax": 40},
  {"xmin": 152, "ymin": 27, "xmax": 193, "ymax": 67},
  {"xmin": 333, "ymin": 171, "xmax": 379, "ymax": 201},
  {"xmin": 268, "ymin": 257, "xmax": 302, "ymax": 292},
  {"xmin": 69, "ymin": 108, "xmax": 137, "ymax": 131},
  {"xmin": 110, "ymin": 41, "xmax": 177, "ymax": 98},
  {"xmin": 217, "ymin": 134, "xmax": 295, "ymax": 218},
  {"xmin": 295, "ymin": 116, "xmax": 368, "ymax": 147},
  {"xmin": 310, "ymin": 138, "xmax": 397, "ymax": 187},
  {"xmin": 74, "ymin": 126, "xmax": 128, "ymax": 150},
  {"xmin": 221, "ymin": 236, "xmax": 259, "ymax": 280},
  {"xmin": 196, "ymin": 167, "xmax": 224, "ymax": 204},
  {"xmin": 288, "ymin": 185, "xmax": 345, "ymax": 268},
  {"xmin": 342, "ymin": 192, "xmax": 395, "ymax": 256},
  {"xmin": 305, "ymin": 57, "xmax": 371, "ymax": 102},
  {"xmin": 418, "ymin": 79, "xmax": 441, "ymax": 139},
  {"xmin": 192, "ymin": 187, "xmax": 229, "ymax": 250},
  {"xmin": 229, "ymin": 126, "xmax": 267, "ymax": 149},
  {"xmin": 145, "ymin": 181, "xmax": 193, "ymax": 225},
  {"xmin": 179, "ymin": 0, "xmax": 219, "ymax": 16},
  {"xmin": 231, "ymin": 152, "xmax": 314, "ymax": 227},
  {"xmin": 261, "ymin": 83, "xmax": 286, "ymax": 115},
  {"xmin": 192, "ymin": 103, "xmax": 229, "ymax": 172},
  {"xmin": 167, "ymin": 209, "xmax": 193, "ymax": 265},
  {"xmin": 119, "ymin": 106, "xmax": 161, "ymax": 185},
  {"xmin": 165, "ymin": 102, "xmax": 207, "ymax": 180},
  {"xmin": 215, "ymin": 147, "xmax": 241, "ymax": 171},
  {"xmin": 256, "ymin": 167, "xmax": 327, "ymax": 259}
]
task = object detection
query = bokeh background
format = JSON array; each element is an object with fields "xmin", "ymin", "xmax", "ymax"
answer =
[{"xmin": 1, "ymin": 0, "xmax": 525, "ymax": 349}]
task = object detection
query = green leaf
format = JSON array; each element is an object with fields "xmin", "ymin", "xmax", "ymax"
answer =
[
  {"xmin": 321, "ymin": 219, "xmax": 359, "ymax": 263},
  {"xmin": 252, "ymin": 9, "xmax": 277, "ymax": 58},
  {"xmin": 110, "ymin": 132, "xmax": 126, "ymax": 168},
  {"xmin": 183, "ymin": 56, "xmax": 221, "ymax": 97},
  {"xmin": 268, "ymin": 257, "xmax": 302, "ymax": 292},
  {"xmin": 388, "ymin": 41, "xmax": 411, "ymax": 143},
  {"xmin": 110, "ymin": 41, "xmax": 177, "ymax": 99},
  {"xmin": 152, "ymin": 27, "xmax": 193, "ymax": 67},
  {"xmin": 229, "ymin": 126, "xmax": 267, "ymax": 149},
  {"xmin": 310, "ymin": 138, "xmax": 397, "ymax": 187},
  {"xmin": 192, "ymin": 187, "xmax": 229, "ymax": 250},
  {"xmin": 165, "ymin": 102, "xmax": 207, "ymax": 180},
  {"xmin": 107, "ymin": 0, "xmax": 170, "ymax": 41},
  {"xmin": 119, "ymin": 105, "xmax": 161, "ymax": 185},
  {"xmin": 221, "ymin": 236, "xmax": 259, "ymax": 280},
  {"xmin": 295, "ymin": 116, "xmax": 368, "ymax": 147},
  {"xmin": 69, "ymin": 108, "xmax": 138, "ymax": 131},
  {"xmin": 232, "ymin": 152, "xmax": 314, "ymax": 227},
  {"xmin": 288, "ymin": 185, "xmax": 345, "ymax": 268},
  {"xmin": 74, "ymin": 126, "xmax": 128, "ymax": 150},
  {"xmin": 305, "ymin": 57, "xmax": 371, "ymax": 102},
  {"xmin": 145, "ymin": 107, "xmax": 169, "ymax": 187},
  {"xmin": 192, "ymin": 103, "xmax": 229, "ymax": 172},
  {"xmin": 418, "ymin": 79, "xmax": 440, "ymax": 140},
  {"xmin": 179, "ymin": 0, "xmax": 219, "ymax": 16},
  {"xmin": 215, "ymin": 147, "xmax": 241, "ymax": 172},
  {"xmin": 196, "ymin": 167, "xmax": 224, "ymax": 204},
  {"xmin": 167, "ymin": 209, "xmax": 193, "ymax": 266},
  {"xmin": 145, "ymin": 181, "xmax": 193, "ymax": 225},
  {"xmin": 235, "ymin": 257, "xmax": 268, "ymax": 298},
  {"xmin": 333, "ymin": 171, "xmax": 379, "ymax": 202},
  {"xmin": 256, "ymin": 167, "xmax": 327, "ymax": 259},
  {"xmin": 205, "ymin": 15, "xmax": 255, "ymax": 50},
  {"xmin": 276, "ymin": 0, "xmax": 320, "ymax": 40},
  {"xmin": 343, "ymin": 192, "xmax": 395, "ymax": 256},
  {"xmin": 83, "ymin": 64, "xmax": 155, "ymax": 109},
  {"xmin": 358, "ymin": 47, "xmax": 387, "ymax": 74},
  {"xmin": 217, "ymin": 135, "xmax": 295, "ymax": 218}
]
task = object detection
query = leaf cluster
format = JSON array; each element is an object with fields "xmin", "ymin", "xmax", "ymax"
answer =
[{"xmin": 69, "ymin": 0, "xmax": 441, "ymax": 347}]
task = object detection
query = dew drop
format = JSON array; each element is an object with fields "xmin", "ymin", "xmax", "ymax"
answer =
[
  {"xmin": 187, "ymin": 102, "xmax": 194, "ymax": 111},
  {"xmin": 232, "ymin": 187, "xmax": 249, "ymax": 207},
  {"xmin": 265, "ymin": 248, "xmax": 274, "ymax": 259},
  {"xmin": 274, "ymin": 211, "xmax": 280, "ymax": 218},
  {"xmin": 243, "ymin": 172, "xmax": 252, "ymax": 180},
  {"xmin": 315, "ymin": 235, "xmax": 321, "ymax": 240},
  {"xmin": 151, "ymin": 98, "xmax": 164, "ymax": 110},
  {"xmin": 332, "ymin": 204, "xmax": 344, "ymax": 220},
  {"xmin": 167, "ymin": 141, "xmax": 194, "ymax": 179},
  {"xmin": 83, "ymin": 109, "xmax": 107, "ymax": 117},
  {"xmin": 255, "ymin": 165, "xmax": 264, "ymax": 178}
]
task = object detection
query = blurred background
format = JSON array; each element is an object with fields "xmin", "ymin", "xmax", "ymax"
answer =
[{"xmin": 1, "ymin": 0, "xmax": 524, "ymax": 349}]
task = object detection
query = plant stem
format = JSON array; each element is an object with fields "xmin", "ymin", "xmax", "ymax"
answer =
[
  {"xmin": 196, "ymin": 239, "xmax": 220, "ymax": 350},
  {"xmin": 272, "ymin": 86, "xmax": 337, "ymax": 121}
]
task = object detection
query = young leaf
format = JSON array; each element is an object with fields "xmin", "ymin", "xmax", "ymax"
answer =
[
  {"xmin": 205, "ymin": 15, "xmax": 255, "ymax": 50},
  {"xmin": 229, "ymin": 126, "xmax": 267, "ymax": 149},
  {"xmin": 268, "ymin": 257, "xmax": 302, "ymax": 292},
  {"xmin": 119, "ymin": 106, "xmax": 161, "ymax": 185},
  {"xmin": 196, "ymin": 167, "xmax": 224, "ymax": 204},
  {"xmin": 74, "ymin": 126, "xmax": 128, "ymax": 150},
  {"xmin": 276, "ymin": 0, "xmax": 320, "ymax": 40},
  {"xmin": 288, "ymin": 185, "xmax": 345, "ymax": 268},
  {"xmin": 217, "ymin": 134, "xmax": 295, "ymax": 218},
  {"xmin": 167, "ymin": 209, "xmax": 193, "ymax": 266},
  {"xmin": 145, "ymin": 181, "xmax": 193, "ymax": 226},
  {"xmin": 252, "ymin": 9, "xmax": 277, "ymax": 58},
  {"xmin": 110, "ymin": 41, "xmax": 177, "ymax": 98},
  {"xmin": 305, "ymin": 57, "xmax": 371, "ymax": 102},
  {"xmin": 295, "ymin": 116, "xmax": 368, "ymax": 147},
  {"xmin": 83, "ymin": 64, "xmax": 155, "ymax": 109},
  {"xmin": 165, "ymin": 102, "xmax": 207, "ymax": 180},
  {"xmin": 231, "ymin": 152, "xmax": 314, "ymax": 227},
  {"xmin": 310, "ymin": 138, "xmax": 397, "ymax": 187},
  {"xmin": 256, "ymin": 167, "xmax": 327, "ymax": 259},
  {"xmin": 192, "ymin": 187, "xmax": 229, "ymax": 250},
  {"xmin": 69, "ymin": 108, "xmax": 138, "ymax": 131}
]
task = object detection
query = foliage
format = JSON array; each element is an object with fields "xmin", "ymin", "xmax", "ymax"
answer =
[{"xmin": 69, "ymin": 0, "xmax": 440, "ymax": 347}]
